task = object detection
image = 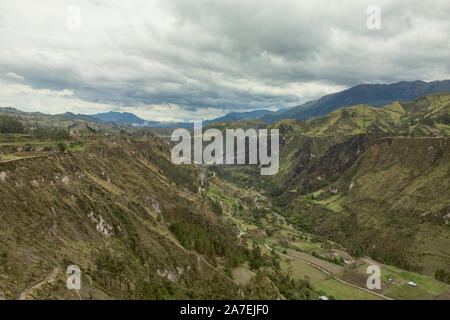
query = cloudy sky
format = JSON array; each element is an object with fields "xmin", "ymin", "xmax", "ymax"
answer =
[{"xmin": 0, "ymin": 0, "xmax": 449, "ymax": 122}]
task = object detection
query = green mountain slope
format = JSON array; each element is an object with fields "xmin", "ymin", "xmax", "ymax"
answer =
[
  {"xmin": 285, "ymin": 137, "xmax": 449, "ymax": 273},
  {"xmin": 217, "ymin": 93, "xmax": 450, "ymax": 278},
  {"xmin": 273, "ymin": 93, "xmax": 450, "ymax": 137},
  {"xmin": 259, "ymin": 80, "xmax": 450, "ymax": 123}
]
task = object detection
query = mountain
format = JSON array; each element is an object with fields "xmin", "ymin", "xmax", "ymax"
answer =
[
  {"xmin": 258, "ymin": 80, "xmax": 450, "ymax": 123},
  {"xmin": 91, "ymin": 111, "xmax": 151, "ymax": 125},
  {"xmin": 54, "ymin": 112, "xmax": 102, "ymax": 122},
  {"xmin": 203, "ymin": 110, "xmax": 275, "ymax": 125}
]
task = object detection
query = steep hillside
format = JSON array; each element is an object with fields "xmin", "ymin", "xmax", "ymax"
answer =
[
  {"xmin": 285, "ymin": 137, "xmax": 449, "ymax": 274},
  {"xmin": 0, "ymin": 132, "xmax": 320, "ymax": 300},
  {"xmin": 233, "ymin": 93, "xmax": 449, "ymax": 196}
]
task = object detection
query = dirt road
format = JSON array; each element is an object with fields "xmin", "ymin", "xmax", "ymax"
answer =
[{"xmin": 266, "ymin": 243, "xmax": 394, "ymax": 300}]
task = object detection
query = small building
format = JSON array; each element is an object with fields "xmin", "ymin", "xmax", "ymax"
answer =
[
  {"xmin": 408, "ymin": 281, "xmax": 417, "ymax": 287},
  {"xmin": 319, "ymin": 296, "xmax": 329, "ymax": 300},
  {"xmin": 388, "ymin": 278, "xmax": 396, "ymax": 284}
]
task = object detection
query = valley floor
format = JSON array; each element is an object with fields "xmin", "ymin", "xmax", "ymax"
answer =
[{"xmin": 208, "ymin": 177, "xmax": 450, "ymax": 300}]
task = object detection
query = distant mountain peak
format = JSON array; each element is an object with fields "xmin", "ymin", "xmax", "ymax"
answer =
[{"xmin": 91, "ymin": 111, "xmax": 146, "ymax": 125}]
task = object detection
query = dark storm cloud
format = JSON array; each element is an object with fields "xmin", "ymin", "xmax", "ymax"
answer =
[{"xmin": 0, "ymin": 0, "xmax": 449, "ymax": 121}]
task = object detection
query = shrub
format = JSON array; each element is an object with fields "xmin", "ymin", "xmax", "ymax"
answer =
[
  {"xmin": 435, "ymin": 269, "xmax": 450, "ymax": 284},
  {"xmin": 209, "ymin": 199, "xmax": 223, "ymax": 216},
  {"xmin": 57, "ymin": 142, "xmax": 68, "ymax": 152}
]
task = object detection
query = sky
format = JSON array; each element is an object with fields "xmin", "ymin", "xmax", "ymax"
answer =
[{"xmin": 0, "ymin": 0, "xmax": 449, "ymax": 122}]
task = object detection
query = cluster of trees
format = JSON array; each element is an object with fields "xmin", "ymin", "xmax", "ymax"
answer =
[
  {"xmin": 33, "ymin": 126, "xmax": 71, "ymax": 140},
  {"xmin": 247, "ymin": 243, "xmax": 281, "ymax": 271},
  {"xmin": 248, "ymin": 243, "xmax": 264, "ymax": 270},
  {"xmin": 266, "ymin": 270, "xmax": 314, "ymax": 300},
  {"xmin": 169, "ymin": 221, "xmax": 218, "ymax": 257},
  {"xmin": 0, "ymin": 115, "xmax": 24, "ymax": 133},
  {"xmin": 435, "ymin": 269, "xmax": 450, "ymax": 284},
  {"xmin": 168, "ymin": 220, "xmax": 243, "ymax": 268},
  {"xmin": 94, "ymin": 250, "xmax": 128, "ymax": 293}
]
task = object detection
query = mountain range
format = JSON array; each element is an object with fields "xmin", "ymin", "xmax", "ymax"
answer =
[
  {"xmin": 258, "ymin": 79, "xmax": 450, "ymax": 123},
  {"xmin": 89, "ymin": 80, "xmax": 450, "ymax": 127},
  {"xmin": 90, "ymin": 109, "xmax": 278, "ymax": 128}
]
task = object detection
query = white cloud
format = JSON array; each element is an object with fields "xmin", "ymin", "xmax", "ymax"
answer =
[
  {"xmin": 0, "ymin": 82, "xmax": 110, "ymax": 114},
  {"xmin": 0, "ymin": 0, "xmax": 448, "ymax": 121},
  {"xmin": 5, "ymin": 72, "xmax": 25, "ymax": 81}
]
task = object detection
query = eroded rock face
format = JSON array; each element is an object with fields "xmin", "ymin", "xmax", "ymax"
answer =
[
  {"xmin": 157, "ymin": 268, "xmax": 181, "ymax": 282},
  {"xmin": 286, "ymin": 134, "xmax": 378, "ymax": 195},
  {"xmin": 445, "ymin": 212, "xmax": 450, "ymax": 225},
  {"xmin": 61, "ymin": 176, "xmax": 70, "ymax": 185},
  {"xmin": 0, "ymin": 171, "xmax": 7, "ymax": 182},
  {"xmin": 157, "ymin": 266, "xmax": 189, "ymax": 283},
  {"xmin": 144, "ymin": 196, "xmax": 162, "ymax": 214},
  {"xmin": 197, "ymin": 256, "xmax": 203, "ymax": 272},
  {"xmin": 152, "ymin": 199, "xmax": 161, "ymax": 213},
  {"xmin": 88, "ymin": 211, "xmax": 113, "ymax": 236},
  {"xmin": 349, "ymin": 181, "xmax": 355, "ymax": 190}
]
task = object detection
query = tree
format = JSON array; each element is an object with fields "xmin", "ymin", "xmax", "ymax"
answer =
[
  {"xmin": 0, "ymin": 115, "xmax": 24, "ymax": 133},
  {"xmin": 249, "ymin": 243, "xmax": 263, "ymax": 270}
]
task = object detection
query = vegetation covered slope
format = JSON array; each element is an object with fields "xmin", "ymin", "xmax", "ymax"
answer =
[
  {"xmin": 274, "ymin": 92, "xmax": 450, "ymax": 137},
  {"xmin": 217, "ymin": 93, "xmax": 450, "ymax": 278},
  {"xmin": 285, "ymin": 137, "xmax": 449, "ymax": 274},
  {"xmin": 0, "ymin": 130, "xmax": 318, "ymax": 300}
]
